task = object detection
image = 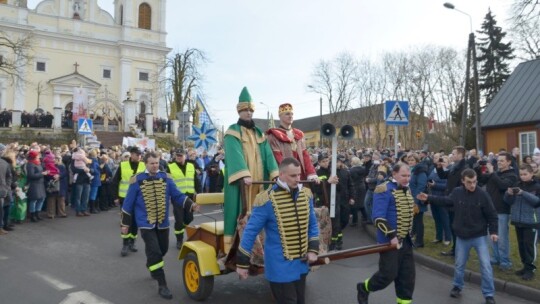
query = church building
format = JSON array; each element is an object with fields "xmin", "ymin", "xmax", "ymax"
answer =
[{"xmin": 0, "ymin": 0, "xmax": 170, "ymax": 129}]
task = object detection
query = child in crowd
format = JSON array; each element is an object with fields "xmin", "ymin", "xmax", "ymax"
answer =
[
  {"xmin": 504, "ymin": 164, "xmax": 540, "ymax": 281},
  {"xmin": 42, "ymin": 150, "xmax": 59, "ymax": 176},
  {"xmin": 72, "ymin": 148, "xmax": 93, "ymax": 180}
]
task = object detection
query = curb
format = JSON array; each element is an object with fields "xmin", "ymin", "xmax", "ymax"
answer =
[{"xmin": 361, "ymin": 224, "xmax": 540, "ymax": 303}]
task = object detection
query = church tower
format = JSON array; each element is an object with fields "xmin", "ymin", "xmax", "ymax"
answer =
[{"xmin": 114, "ymin": 0, "xmax": 166, "ymax": 33}]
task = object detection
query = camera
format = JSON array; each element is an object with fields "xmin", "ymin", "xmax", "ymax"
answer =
[
  {"xmin": 478, "ymin": 160, "xmax": 487, "ymax": 166},
  {"xmin": 512, "ymin": 187, "xmax": 520, "ymax": 194}
]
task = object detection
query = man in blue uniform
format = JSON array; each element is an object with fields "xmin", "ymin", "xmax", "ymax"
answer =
[
  {"xmin": 236, "ymin": 157, "xmax": 319, "ymax": 304},
  {"xmin": 121, "ymin": 152, "xmax": 199, "ymax": 300},
  {"xmin": 357, "ymin": 163, "xmax": 416, "ymax": 304}
]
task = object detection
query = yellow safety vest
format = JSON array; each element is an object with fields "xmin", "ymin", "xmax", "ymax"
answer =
[
  {"xmin": 168, "ymin": 162, "xmax": 195, "ymax": 194},
  {"xmin": 118, "ymin": 161, "xmax": 146, "ymax": 198}
]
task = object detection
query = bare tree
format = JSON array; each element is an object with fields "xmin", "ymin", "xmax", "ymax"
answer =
[
  {"xmin": 166, "ymin": 48, "xmax": 207, "ymax": 120},
  {"xmin": 510, "ymin": 0, "xmax": 540, "ymax": 24},
  {"xmin": 308, "ymin": 52, "xmax": 358, "ymax": 123},
  {"xmin": 0, "ymin": 31, "xmax": 33, "ymax": 84}
]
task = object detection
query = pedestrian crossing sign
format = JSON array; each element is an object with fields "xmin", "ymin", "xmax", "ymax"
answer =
[
  {"xmin": 385, "ymin": 101, "xmax": 409, "ymax": 126},
  {"xmin": 78, "ymin": 118, "xmax": 93, "ymax": 134}
]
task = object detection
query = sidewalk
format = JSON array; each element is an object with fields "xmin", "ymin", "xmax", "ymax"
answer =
[{"xmin": 362, "ymin": 224, "xmax": 540, "ymax": 303}]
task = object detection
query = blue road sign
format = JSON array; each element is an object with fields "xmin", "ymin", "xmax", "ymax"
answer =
[
  {"xmin": 77, "ymin": 118, "xmax": 93, "ymax": 134},
  {"xmin": 385, "ymin": 101, "xmax": 409, "ymax": 126}
]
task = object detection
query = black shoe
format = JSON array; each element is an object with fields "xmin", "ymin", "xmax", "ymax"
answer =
[
  {"xmin": 128, "ymin": 240, "xmax": 138, "ymax": 252},
  {"xmin": 521, "ymin": 271, "xmax": 534, "ymax": 281},
  {"xmin": 3, "ymin": 226, "xmax": 13, "ymax": 231},
  {"xmin": 176, "ymin": 240, "xmax": 183, "ymax": 250},
  {"xmin": 414, "ymin": 243, "xmax": 424, "ymax": 248},
  {"xmin": 449, "ymin": 286, "xmax": 461, "ymax": 298},
  {"xmin": 158, "ymin": 286, "xmax": 173, "ymax": 300},
  {"xmin": 441, "ymin": 250, "xmax": 455, "ymax": 257},
  {"xmin": 30, "ymin": 213, "xmax": 37, "ymax": 222},
  {"xmin": 515, "ymin": 268, "xmax": 526, "ymax": 276},
  {"xmin": 35, "ymin": 212, "xmax": 42, "ymax": 221},
  {"xmin": 356, "ymin": 282, "xmax": 369, "ymax": 304},
  {"xmin": 485, "ymin": 296, "xmax": 496, "ymax": 304},
  {"xmin": 431, "ymin": 239, "xmax": 442, "ymax": 243},
  {"xmin": 121, "ymin": 245, "xmax": 129, "ymax": 257}
]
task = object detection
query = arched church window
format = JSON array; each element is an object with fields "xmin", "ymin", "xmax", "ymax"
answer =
[{"xmin": 138, "ymin": 3, "xmax": 151, "ymax": 30}]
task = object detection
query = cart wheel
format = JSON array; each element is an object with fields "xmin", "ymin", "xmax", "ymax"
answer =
[{"xmin": 183, "ymin": 252, "xmax": 214, "ymax": 301}]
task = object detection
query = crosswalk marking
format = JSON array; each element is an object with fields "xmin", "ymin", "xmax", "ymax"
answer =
[
  {"xmin": 59, "ymin": 291, "xmax": 113, "ymax": 304},
  {"xmin": 31, "ymin": 271, "xmax": 75, "ymax": 291}
]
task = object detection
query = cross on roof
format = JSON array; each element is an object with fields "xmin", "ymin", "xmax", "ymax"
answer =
[{"xmin": 74, "ymin": 62, "xmax": 80, "ymax": 73}]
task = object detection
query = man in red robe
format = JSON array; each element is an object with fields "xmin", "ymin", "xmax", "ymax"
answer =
[{"xmin": 266, "ymin": 103, "xmax": 319, "ymax": 182}]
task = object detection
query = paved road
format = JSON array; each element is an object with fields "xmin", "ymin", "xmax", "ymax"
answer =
[{"xmin": 0, "ymin": 205, "xmax": 534, "ymax": 304}]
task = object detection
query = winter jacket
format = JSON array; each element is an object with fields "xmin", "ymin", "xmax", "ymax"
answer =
[
  {"xmin": 0, "ymin": 158, "xmax": 12, "ymax": 199},
  {"xmin": 89, "ymin": 158, "xmax": 101, "ymax": 187},
  {"xmin": 410, "ymin": 163, "xmax": 428, "ymax": 211},
  {"xmin": 436, "ymin": 158, "xmax": 469, "ymax": 195},
  {"xmin": 479, "ymin": 168, "xmax": 518, "ymax": 214},
  {"xmin": 504, "ymin": 179, "xmax": 540, "ymax": 228},
  {"xmin": 428, "ymin": 169, "xmax": 447, "ymax": 197},
  {"xmin": 428, "ymin": 186, "xmax": 498, "ymax": 239},
  {"xmin": 26, "ymin": 162, "xmax": 46, "ymax": 201}
]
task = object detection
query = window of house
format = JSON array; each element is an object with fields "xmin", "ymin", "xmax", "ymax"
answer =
[
  {"xmin": 519, "ymin": 131, "xmax": 537, "ymax": 158},
  {"xmin": 36, "ymin": 61, "xmax": 46, "ymax": 72},
  {"xmin": 139, "ymin": 72, "xmax": 149, "ymax": 81},
  {"xmin": 103, "ymin": 69, "xmax": 111, "ymax": 79},
  {"xmin": 138, "ymin": 3, "xmax": 151, "ymax": 30}
]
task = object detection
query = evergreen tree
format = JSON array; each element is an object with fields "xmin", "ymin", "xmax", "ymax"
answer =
[{"xmin": 476, "ymin": 9, "xmax": 515, "ymax": 105}]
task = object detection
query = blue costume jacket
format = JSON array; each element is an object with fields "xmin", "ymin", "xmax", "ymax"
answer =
[
  {"xmin": 372, "ymin": 180, "xmax": 415, "ymax": 244},
  {"xmin": 121, "ymin": 171, "xmax": 192, "ymax": 230},
  {"xmin": 237, "ymin": 183, "xmax": 319, "ymax": 283}
]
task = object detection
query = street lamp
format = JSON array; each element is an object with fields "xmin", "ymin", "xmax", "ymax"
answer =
[{"xmin": 444, "ymin": 2, "xmax": 482, "ymax": 152}]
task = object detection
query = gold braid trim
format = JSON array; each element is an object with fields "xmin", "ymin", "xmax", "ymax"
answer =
[
  {"xmin": 392, "ymin": 188, "xmax": 415, "ymax": 239},
  {"xmin": 140, "ymin": 178, "xmax": 167, "ymax": 225},
  {"xmin": 253, "ymin": 190, "xmax": 271, "ymax": 208},
  {"xmin": 270, "ymin": 189, "xmax": 311, "ymax": 260}
]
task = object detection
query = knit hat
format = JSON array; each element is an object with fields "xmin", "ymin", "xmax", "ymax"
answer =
[
  {"xmin": 278, "ymin": 103, "xmax": 293, "ymax": 115},
  {"xmin": 237, "ymin": 87, "xmax": 255, "ymax": 112},
  {"xmin": 28, "ymin": 150, "xmax": 39, "ymax": 159}
]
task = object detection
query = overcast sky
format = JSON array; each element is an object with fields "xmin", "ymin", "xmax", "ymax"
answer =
[{"xmin": 28, "ymin": 0, "xmax": 513, "ymax": 127}]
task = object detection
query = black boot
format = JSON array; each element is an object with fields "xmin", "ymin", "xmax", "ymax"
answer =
[
  {"xmin": 30, "ymin": 212, "xmax": 37, "ymax": 223},
  {"xmin": 357, "ymin": 282, "xmax": 369, "ymax": 304},
  {"xmin": 90, "ymin": 201, "xmax": 98, "ymax": 214},
  {"xmin": 121, "ymin": 239, "xmax": 130, "ymax": 257},
  {"xmin": 35, "ymin": 212, "xmax": 42, "ymax": 221},
  {"xmin": 157, "ymin": 276, "xmax": 172, "ymax": 299},
  {"xmin": 94, "ymin": 200, "xmax": 101, "ymax": 213},
  {"xmin": 128, "ymin": 239, "xmax": 138, "ymax": 252},
  {"xmin": 176, "ymin": 233, "xmax": 184, "ymax": 249}
]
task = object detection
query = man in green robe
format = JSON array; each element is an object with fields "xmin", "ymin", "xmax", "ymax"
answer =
[{"xmin": 223, "ymin": 87, "xmax": 279, "ymax": 253}]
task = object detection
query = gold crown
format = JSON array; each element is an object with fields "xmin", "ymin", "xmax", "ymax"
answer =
[{"xmin": 279, "ymin": 103, "xmax": 293, "ymax": 114}]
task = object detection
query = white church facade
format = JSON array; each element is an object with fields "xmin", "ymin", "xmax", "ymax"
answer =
[{"xmin": 0, "ymin": 0, "xmax": 170, "ymax": 130}]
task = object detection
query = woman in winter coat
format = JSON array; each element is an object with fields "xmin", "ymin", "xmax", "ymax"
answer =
[
  {"xmin": 349, "ymin": 156, "xmax": 369, "ymax": 225},
  {"xmin": 427, "ymin": 155, "xmax": 453, "ymax": 245},
  {"xmin": 26, "ymin": 150, "xmax": 47, "ymax": 222},
  {"xmin": 87, "ymin": 149, "xmax": 101, "ymax": 214},
  {"xmin": 408, "ymin": 153, "xmax": 428, "ymax": 248},
  {"xmin": 504, "ymin": 164, "xmax": 540, "ymax": 280},
  {"xmin": 45, "ymin": 155, "xmax": 68, "ymax": 218}
]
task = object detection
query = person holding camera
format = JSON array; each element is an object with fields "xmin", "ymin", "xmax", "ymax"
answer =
[
  {"xmin": 478, "ymin": 152, "xmax": 518, "ymax": 271},
  {"xmin": 435, "ymin": 146, "xmax": 469, "ymax": 257},
  {"xmin": 503, "ymin": 164, "xmax": 540, "ymax": 280}
]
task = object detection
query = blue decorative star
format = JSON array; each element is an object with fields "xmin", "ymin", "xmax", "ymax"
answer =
[{"xmin": 187, "ymin": 122, "xmax": 218, "ymax": 151}]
